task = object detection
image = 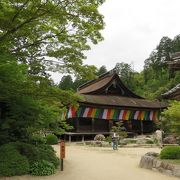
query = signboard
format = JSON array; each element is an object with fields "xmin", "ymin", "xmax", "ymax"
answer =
[{"xmin": 60, "ymin": 140, "xmax": 65, "ymax": 159}]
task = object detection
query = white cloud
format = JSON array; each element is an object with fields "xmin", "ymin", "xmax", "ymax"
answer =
[
  {"xmin": 85, "ymin": 0, "xmax": 180, "ymax": 72},
  {"xmin": 51, "ymin": 0, "xmax": 180, "ymax": 83}
]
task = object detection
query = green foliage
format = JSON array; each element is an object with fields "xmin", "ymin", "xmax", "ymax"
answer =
[
  {"xmin": 9, "ymin": 142, "xmax": 39, "ymax": 164},
  {"xmin": 45, "ymin": 134, "xmax": 59, "ymax": 145},
  {"xmin": 30, "ymin": 134, "xmax": 46, "ymax": 145},
  {"xmin": 0, "ymin": 142, "xmax": 59, "ymax": 172},
  {"xmin": 30, "ymin": 160, "xmax": 55, "ymax": 176},
  {"xmin": 0, "ymin": 0, "xmax": 105, "ymax": 75},
  {"xmin": 162, "ymin": 101, "xmax": 180, "ymax": 135},
  {"xmin": 37, "ymin": 147, "xmax": 60, "ymax": 168},
  {"xmin": 106, "ymin": 135, "xmax": 112, "ymax": 143},
  {"xmin": 96, "ymin": 66, "xmax": 107, "ymax": 76},
  {"xmin": 58, "ymin": 65, "xmax": 108, "ymax": 91},
  {"xmin": 111, "ymin": 121, "xmax": 127, "ymax": 139},
  {"xmin": 160, "ymin": 146, "xmax": 180, "ymax": 159},
  {"xmin": 141, "ymin": 34, "xmax": 180, "ymax": 99},
  {"xmin": 37, "ymin": 144, "xmax": 55, "ymax": 153},
  {"xmin": 59, "ymin": 75, "xmax": 74, "ymax": 90},
  {"xmin": 146, "ymin": 139, "xmax": 154, "ymax": 144},
  {"xmin": 0, "ymin": 144, "xmax": 29, "ymax": 176},
  {"xmin": 115, "ymin": 62, "xmax": 135, "ymax": 90},
  {"xmin": 0, "ymin": 52, "xmax": 80, "ymax": 145}
]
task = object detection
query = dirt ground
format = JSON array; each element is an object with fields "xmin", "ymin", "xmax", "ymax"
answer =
[{"xmin": 1, "ymin": 144, "xmax": 179, "ymax": 180}]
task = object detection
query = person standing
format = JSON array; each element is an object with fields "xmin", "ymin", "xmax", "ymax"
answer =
[{"xmin": 112, "ymin": 132, "xmax": 119, "ymax": 150}]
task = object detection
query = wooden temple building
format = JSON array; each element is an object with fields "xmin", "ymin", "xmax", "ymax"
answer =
[
  {"xmin": 161, "ymin": 52, "xmax": 180, "ymax": 101},
  {"xmin": 161, "ymin": 84, "xmax": 180, "ymax": 101},
  {"xmin": 66, "ymin": 70, "xmax": 167, "ymax": 141},
  {"xmin": 168, "ymin": 52, "xmax": 180, "ymax": 71}
]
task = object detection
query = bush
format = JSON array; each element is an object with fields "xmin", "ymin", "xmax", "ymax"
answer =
[
  {"xmin": 9, "ymin": 142, "xmax": 40, "ymax": 164},
  {"xmin": 0, "ymin": 144, "xmax": 29, "ymax": 176},
  {"xmin": 94, "ymin": 134, "xmax": 105, "ymax": 141},
  {"xmin": 2, "ymin": 142, "xmax": 59, "ymax": 168},
  {"xmin": 146, "ymin": 139, "xmax": 154, "ymax": 144},
  {"xmin": 13, "ymin": 142, "xmax": 59, "ymax": 168},
  {"xmin": 30, "ymin": 160, "xmax": 55, "ymax": 176},
  {"xmin": 37, "ymin": 145, "xmax": 60, "ymax": 168},
  {"xmin": 37, "ymin": 144, "xmax": 55, "ymax": 153},
  {"xmin": 0, "ymin": 142, "xmax": 59, "ymax": 176},
  {"xmin": 30, "ymin": 134, "xmax": 46, "ymax": 145},
  {"xmin": 45, "ymin": 134, "xmax": 59, "ymax": 145},
  {"xmin": 160, "ymin": 146, "xmax": 180, "ymax": 159},
  {"xmin": 106, "ymin": 136, "xmax": 112, "ymax": 143}
]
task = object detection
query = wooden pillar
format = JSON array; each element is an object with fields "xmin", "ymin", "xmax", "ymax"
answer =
[
  {"xmin": 92, "ymin": 118, "xmax": 95, "ymax": 131},
  {"xmin": 109, "ymin": 120, "xmax": 113, "ymax": 131},
  {"xmin": 82, "ymin": 135, "xmax": 85, "ymax": 142},
  {"xmin": 140, "ymin": 120, "xmax": 143, "ymax": 135},
  {"xmin": 76, "ymin": 118, "xmax": 79, "ymax": 132}
]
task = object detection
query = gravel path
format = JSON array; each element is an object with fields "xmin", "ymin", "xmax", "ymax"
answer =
[{"xmin": 1, "ymin": 144, "xmax": 179, "ymax": 180}]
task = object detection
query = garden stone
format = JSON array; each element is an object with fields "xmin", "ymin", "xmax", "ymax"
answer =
[
  {"xmin": 163, "ymin": 135, "xmax": 177, "ymax": 144},
  {"xmin": 173, "ymin": 168, "xmax": 180, "ymax": 177}
]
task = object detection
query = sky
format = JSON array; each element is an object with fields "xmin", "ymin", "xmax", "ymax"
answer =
[
  {"xmin": 51, "ymin": 0, "xmax": 180, "ymax": 83},
  {"xmin": 85, "ymin": 0, "xmax": 180, "ymax": 71}
]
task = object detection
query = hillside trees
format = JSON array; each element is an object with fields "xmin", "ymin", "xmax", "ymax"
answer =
[{"xmin": 142, "ymin": 35, "xmax": 180, "ymax": 99}]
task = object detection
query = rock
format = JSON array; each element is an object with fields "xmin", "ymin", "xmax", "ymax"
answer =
[
  {"xmin": 152, "ymin": 158, "xmax": 157, "ymax": 168},
  {"xmin": 139, "ymin": 155, "xmax": 154, "ymax": 169},
  {"xmin": 140, "ymin": 152, "xmax": 180, "ymax": 178},
  {"xmin": 145, "ymin": 152, "xmax": 159, "ymax": 157},
  {"xmin": 163, "ymin": 135, "xmax": 177, "ymax": 144},
  {"xmin": 155, "ymin": 160, "xmax": 162, "ymax": 168},
  {"xmin": 95, "ymin": 141, "xmax": 103, "ymax": 147},
  {"xmin": 173, "ymin": 167, "xmax": 180, "ymax": 177},
  {"xmin": 163, "ymin": 169, "xmax": 173, "ymax": 176}
]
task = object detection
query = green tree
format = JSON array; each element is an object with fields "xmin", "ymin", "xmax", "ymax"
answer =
[
  {"xmin": 162, "ymin": 101, "xmax": 180, "ymax": 135},
  {"xmin": 115, "ymin": 62, "xmax": 135, "ymax": 90},
  {"xmin": 111, "ymin": 121, "xmax": 127, "ymax": 139},
  {"xmin": 96, "ymin": 65, "xmax": 107, "ymax": 76},
  {"xmin": 58, "ymin": 75, "xmax": 73, "ymax": 90},
  {"xmin": 0, "ymin": 0, "xmax": 105, "ymax": 75},
  {"xmin": 0, "ymin": 52, "xmax": 81, "ymax": 145}
]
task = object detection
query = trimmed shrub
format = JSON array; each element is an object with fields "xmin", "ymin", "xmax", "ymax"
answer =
[
  {"xmin": 94, "ymin": 134, "xmax": 106, "ymax": 141},
  {"xmin": 45, "ymin": 134, "xmax": 59, "ymax": 145},
  {"xmin": 160, "ymin": 146, "xmax": 180, "ymax": 159},
  {"xmin": 30, "ymin": 134, "xmax": 46, "ymax": 145},
  {"xmin": 30, "ymin": 160, "xmax": 55, "ymax": 176},
  {"xmin": 37, "ymin": 144, "xmax": 55, "ymax": 153},
  {"xmin": 38, "ymin": 148, "xmax": 60, "ymax": 168},
  {"xmin": 146, "ymin": 139, "xmax": 154, "ymax": 144},
  {"xmin": 9, "ymin": 142, "xmax": 40, "ymax": 164},
  {"xmin": 0, "ymin": 144, "xmax": 29, "ymax": 176},
  {"xmin": 14, "ymin": 142, "xmax": 59, "ymax": 168},
  {"xmin": 2, "ymin": 142, "xmax": 59, "ymax": 168}
]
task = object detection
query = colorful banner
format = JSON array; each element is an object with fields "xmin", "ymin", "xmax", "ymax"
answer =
[{"xmin": 67, "ymin": 106, "xmax": 160, "ymax": 121}]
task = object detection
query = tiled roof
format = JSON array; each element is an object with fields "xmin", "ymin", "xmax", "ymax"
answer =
[
  {"xmin": 80, "ymin": 94, "xmax": 167, "ymax": 109},
  {"xmin": 78, "ymin": 75, "xmax": 114, "ymax": 94},
  {"xmin": 161, "ymin": 84, "xmax": 180, "ymax": 100}
]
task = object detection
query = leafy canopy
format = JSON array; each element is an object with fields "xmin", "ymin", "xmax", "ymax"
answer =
[{"xmin": 0, "ymin": 0, "xmax": 105, "ymax": 74}]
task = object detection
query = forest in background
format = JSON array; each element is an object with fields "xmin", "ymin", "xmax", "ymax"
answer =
[{"xmin": 59, "ymin": 35, "xmax": 180, "ymax": 100}]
